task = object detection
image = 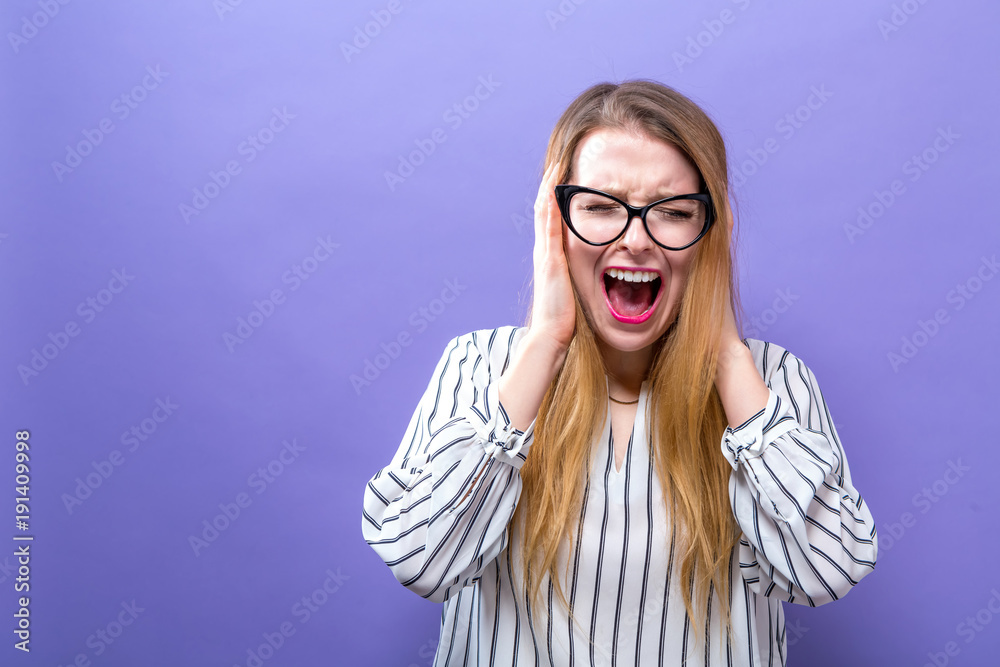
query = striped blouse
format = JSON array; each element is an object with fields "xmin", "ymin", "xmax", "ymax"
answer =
[{"xmin": 362, "ymin": 326, "xmax": 878, "ymax": 666}]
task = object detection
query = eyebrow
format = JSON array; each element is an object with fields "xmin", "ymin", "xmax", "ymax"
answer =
[{"xmin": 595, "ymin": 185, "xmax": 684, "ymax": 200}]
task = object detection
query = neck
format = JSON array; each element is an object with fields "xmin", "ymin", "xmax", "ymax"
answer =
[{"xmin": 598, "ymin": 340, "xmax": 654, "ymax": 398}]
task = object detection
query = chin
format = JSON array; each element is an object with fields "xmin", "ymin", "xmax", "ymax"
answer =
[
  {"xmin": 586, "ymin": 305, "xmax": 674, "ymax": 353},
  {"xmin": 583, "ymin": 287, "xmax": 675, "ymax": 351},
  {"xmin": 596, "ymin": 325, "xmax": 665, "ymax": 353}
]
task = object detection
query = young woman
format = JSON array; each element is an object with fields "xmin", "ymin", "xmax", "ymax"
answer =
[{"xmin": 363, "ymin": 80, "xmax": 878, "ymax": 666}]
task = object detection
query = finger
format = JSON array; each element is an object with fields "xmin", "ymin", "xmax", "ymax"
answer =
[
  {"xmin": 534, "ymin": 163, "xmax": 554, "ymax": 244},
  {"xmin": 546, "ymin": 165, "xmax": 565, "ymax": 247},
  {"xmin": 542, "ymin": 162, "xmax": 555, "ymax": 199},
  {"xmin": 536, "ymin": 164, "xmax": 562, "ymax": 257},
  {"xmin": 546, "ymin": 178, "xmax": 562, "ymax": 248}
]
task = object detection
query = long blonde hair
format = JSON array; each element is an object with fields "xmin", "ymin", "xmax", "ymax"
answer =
[{"xmin": 513, "ymin": 80, "xmax": 744, "ymax": 649}]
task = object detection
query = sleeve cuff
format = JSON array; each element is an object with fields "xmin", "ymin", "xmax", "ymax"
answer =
[
  {"xmin": 465, "ymin": 381, "xmax": 536, "ymax": 470},
  {"xmin": 721, "ymin": 388, "xmax": 797, "ymax": 471}
]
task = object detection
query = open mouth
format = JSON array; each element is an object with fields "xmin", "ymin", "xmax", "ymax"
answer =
[{"xmin": 602, "ymin": 268, "xmax": 663, "ymax": 324}]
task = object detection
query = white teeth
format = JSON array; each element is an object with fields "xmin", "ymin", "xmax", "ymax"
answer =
[{"xmin": 606, "ymin": 269, "xmax": 657, "ymax": 283}]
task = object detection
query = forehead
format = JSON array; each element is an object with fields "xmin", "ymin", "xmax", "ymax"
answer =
[{"xmin": 571, "ymin": 127, "xmax": 701, "ymax": 199}]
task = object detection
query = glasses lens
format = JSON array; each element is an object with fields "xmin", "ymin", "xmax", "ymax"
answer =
[
  {"xmin": 645, "ymin": 198, "xmax": 707, "ymax": 248},
  {"xmin": 567, "ymin": 191, "xmax": 628, "ymax": 244},
  {"xmin": 567, "ymin": 191, "xmax": 708, "ymax": 248}
]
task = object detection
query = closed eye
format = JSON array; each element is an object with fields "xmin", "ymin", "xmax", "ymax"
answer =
[
  {"xmin": 651, "ymin": 206, "xmax": 694, "ymax": 220},
  {"xmin": 583, "ymin": 205, "xmax": 621, "ymax": 214}
]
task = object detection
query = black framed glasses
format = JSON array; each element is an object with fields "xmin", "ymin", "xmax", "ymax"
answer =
[{"xmin": 554, "ymin": 185, "xmax": 715, "ymax": 251}]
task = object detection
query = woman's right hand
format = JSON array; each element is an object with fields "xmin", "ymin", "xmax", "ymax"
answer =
[
  {"xmin": 529, "ymin": 162, "xmax": 577, "ymax": 354},
  {"xmin": 498, "ymin": 163, "xmax": 577, "ymax": 431}
]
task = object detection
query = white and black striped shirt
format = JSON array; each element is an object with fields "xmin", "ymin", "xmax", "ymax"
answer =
[{"xmin": 363, "ymin": 326, "xmax": 877, "ymax": 666}]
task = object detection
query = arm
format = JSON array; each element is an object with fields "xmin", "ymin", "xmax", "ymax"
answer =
[
  {"xmin": 363, "ymin": 162, "xmax": 573, "ymax": 603},
  {"xmin": 717, "ymin": 340, "xmax": 878, "ymax": 606},
  {"xmin": 361, "ymin": 327, "xmax": 559, "ymax": 603}
]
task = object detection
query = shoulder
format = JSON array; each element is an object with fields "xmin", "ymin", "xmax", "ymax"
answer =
[
  {"xmin": 741, "ymin": 337, "xmax": 815, "ymax": 385},
  {"xmin": 444, "ymin": 325, "xmax": 528, "ymax": 376}
]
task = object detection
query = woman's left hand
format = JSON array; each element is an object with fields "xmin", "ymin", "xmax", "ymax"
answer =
[
  {"xmin": 715, "ymin": 289, "xmax": 770, "ymax": 427},
  {"xmin": 717, "ymin": 289, "xmax": 744, "ymax": 365}
]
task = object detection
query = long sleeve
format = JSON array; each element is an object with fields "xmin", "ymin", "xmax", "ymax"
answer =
[
  {"xmin": 721, "ymin": 340, "xmax": 877, "ymax": 607},
  {"xmin": 362, "ymin": 327, "xmax": 535, "ymax": 604}
]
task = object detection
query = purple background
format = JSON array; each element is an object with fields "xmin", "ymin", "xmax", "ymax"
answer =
[{"xmin": 3, "ymin": 0, "xmax": 999, "ymax": 665}]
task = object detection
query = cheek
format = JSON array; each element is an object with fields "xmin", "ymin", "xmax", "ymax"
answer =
[
  {"xmin": 662, "ymin": 252, "xmax": 696, "ymax": 296},
  {"xmin": 669, "ymin": 247, "xmax": 697, "ymax": 277},
  {"xmin": 564, "ymin": 242, "xmax": 600, "ymax": 290}
]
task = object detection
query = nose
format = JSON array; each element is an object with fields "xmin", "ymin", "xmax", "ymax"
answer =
[{"xmin": 617, "ymin": 210, "xmax": 655, "ymax": 253}]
